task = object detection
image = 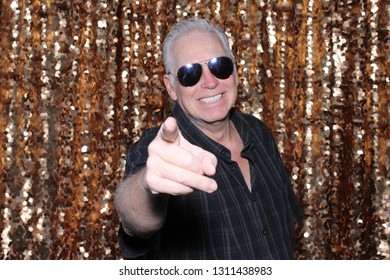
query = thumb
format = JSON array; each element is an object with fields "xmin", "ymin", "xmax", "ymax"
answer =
[{"xmin": 160, "ymin": 117, "xmax": 179, "ymax": 143}]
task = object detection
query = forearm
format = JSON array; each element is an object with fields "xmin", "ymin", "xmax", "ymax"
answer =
[{"xmin": 114, "ymin": 168, "xmax": 169, "ymax": 238}]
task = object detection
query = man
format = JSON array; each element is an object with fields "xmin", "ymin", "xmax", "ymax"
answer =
[{"xmin": 115, "ymin": 18, "xmax": 301, "ymax": 259}]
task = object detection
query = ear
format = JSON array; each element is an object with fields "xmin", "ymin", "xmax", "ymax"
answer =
[
  {"xmin": 233, "ymin": 70, "xmax": 239, "ymax": 84},
  {"xmin": 164, "ymin": 74, "xmax": 178, "ymax": 100}
]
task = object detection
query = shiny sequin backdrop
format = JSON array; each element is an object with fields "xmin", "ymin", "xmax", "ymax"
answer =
[{"xmin": 0, "ymin": 0, "xmax": 388, "ymax": 260}]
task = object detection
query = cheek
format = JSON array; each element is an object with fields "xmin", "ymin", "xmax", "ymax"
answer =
[
  {"xmin": 174, "ymin": 89, "xmax": 194, "ymax": 105},
  {"xmin": 227, "ymin": 77, "xmax": 239, "ymax": 96}
]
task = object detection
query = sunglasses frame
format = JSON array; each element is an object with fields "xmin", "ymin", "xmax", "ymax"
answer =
[{"xmin": 170, "ymin": 56, "xmax": 234, "ymax": 87}]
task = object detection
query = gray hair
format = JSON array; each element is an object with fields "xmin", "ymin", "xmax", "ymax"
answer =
[{"xmin": 162, "ymin": 18, "xmax": 235, "ymax": 83}]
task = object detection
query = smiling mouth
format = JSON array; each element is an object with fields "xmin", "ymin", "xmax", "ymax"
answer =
[{"xmin": 199, "ymin": 94, "xmax": 222, "ymax": 104}]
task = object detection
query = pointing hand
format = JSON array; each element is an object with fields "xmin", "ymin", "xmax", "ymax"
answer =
[{"xmin": 145, "ymin": 117, "xmax": 218, "ymax": 195}]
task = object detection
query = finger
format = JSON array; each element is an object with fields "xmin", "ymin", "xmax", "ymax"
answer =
[
  {"xmin": 148, "ymin": 140, "xmax": 204, "ymax": 175},
  {"xmin": 160, "ymin": 117, "xmax": 179, "ymax": 143},
  {"xmin": 200, "ymin": 153, "xmax": 217, "ymax": 176},
  {"xmin": 147, "ymin": 175, "xmax": 195, "ymax": 195},
  {"xmin": 189, "ymin": 144, "xmax": 218, "ymax": 176},
  {"xmin": 148, "ymin": 159, "xmax": 217, "ymax": 193},
  {"xmin": 164, "ymin": 167, "xmax": 217, "ymax": 193}
]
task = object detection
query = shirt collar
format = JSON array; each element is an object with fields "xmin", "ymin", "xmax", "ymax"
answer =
[{"xmin": 172, "ymin": 104, "xmax": 255, "ymax": 160}]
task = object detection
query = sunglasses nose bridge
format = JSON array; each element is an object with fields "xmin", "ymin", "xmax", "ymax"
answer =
[{"xmin": 198, "ymin": 63, "xmax": 219, "ymax": 87}]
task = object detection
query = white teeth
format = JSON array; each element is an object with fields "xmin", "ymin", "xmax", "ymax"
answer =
[{"xmin": 200, "ymin": 94, "xmax": 222, "ymax": 104}]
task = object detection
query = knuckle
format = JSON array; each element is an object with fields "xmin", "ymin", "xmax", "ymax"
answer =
[
  {"xmin": 181, "ymin": 153, "xmax": 202, "ymax": 173},
  {"xmin": 145, "ymin": 172, "xmax": 158, "ymax": 188},
  {"xmin": 176, "ymin": 169, "xmax": 190, "ymax": 185},
  {"xmin": 147, "ymin": 140, "xmax": 160, "ymax": 154}
]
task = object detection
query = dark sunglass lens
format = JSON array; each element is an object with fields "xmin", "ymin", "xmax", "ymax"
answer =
[
  {"xmin": 208, "ymin": 57, "xmax": 234, "ymax": 79},
  {"xmin": 177, "ymin": 63, "xmax": 202, "ymax": 87}
]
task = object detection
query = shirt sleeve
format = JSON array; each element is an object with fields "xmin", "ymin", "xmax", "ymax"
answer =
[{"xmin": 118, "ymin": 226, "xmax": 154, "ymax": 259}]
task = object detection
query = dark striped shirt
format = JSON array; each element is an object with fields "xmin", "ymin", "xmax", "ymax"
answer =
[{"xmin": 119, "ymin": 104, "xmax": 301, "ymax": 259}]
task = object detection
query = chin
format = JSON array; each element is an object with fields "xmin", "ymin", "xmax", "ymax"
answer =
[{"xmin": 201, "ymin": 112, "xmax": 231, "ymax": 124}]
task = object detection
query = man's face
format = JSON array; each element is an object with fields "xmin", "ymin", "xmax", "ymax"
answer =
[{"xmin": 164, "ymin": 30, "xmax": 238, "ymax": 126}]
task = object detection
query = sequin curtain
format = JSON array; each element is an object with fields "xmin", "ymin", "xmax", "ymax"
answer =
[{"xmin": 0, "ymin": 0, "xmax": 388, "ymax": 260}]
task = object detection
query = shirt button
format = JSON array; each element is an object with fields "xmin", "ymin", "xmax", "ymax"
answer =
[
  {"xmin": 263, "ymin": 229, "xmax": 268, "ymax": 236},
  {"xmin": 231, "ymin": 165, "xmax": 237, "ymax": 172}
]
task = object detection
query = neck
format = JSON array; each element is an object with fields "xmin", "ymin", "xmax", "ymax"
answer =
[
  {"xmin": 175, "ymin": 104, "xmax": 239, "ymax": 147},
  {"xmin": 193, "ymin": 117, "xmax": 239, "ymax": 148}
]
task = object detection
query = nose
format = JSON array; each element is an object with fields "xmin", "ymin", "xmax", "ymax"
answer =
[{"xmin": 199, "ymin": 64, "xmax": 219, "ymax": 88}]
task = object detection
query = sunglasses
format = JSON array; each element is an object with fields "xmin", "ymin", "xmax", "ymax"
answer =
[{"xmin": 171, "ymin": 56, "xmax": 234, "ymax": 87}]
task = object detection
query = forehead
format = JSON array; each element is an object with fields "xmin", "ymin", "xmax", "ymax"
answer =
[{"xmin": 171, "ymin": 30, "xmax": 226, "ymax": 67}]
